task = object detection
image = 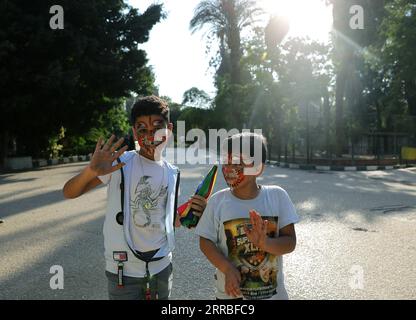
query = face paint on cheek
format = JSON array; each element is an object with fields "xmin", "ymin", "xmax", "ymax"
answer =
[
  {"xmin": 135, "ymin": 123, "xmax": 147, "ymax": 147},
  {"xmin": 230, "ymin": 174, "xmax": 245, "ymax": 188},
  {"xmin": 137, "ymin": 137, "xmax": 146, "ymax": 148},
  {"xmin": 138, "ymin": 135, "xmax": 164, "ymax": 149},
  {"xmin": 222, "ymin": 166, "xmax": 245, "ymax": 189}
]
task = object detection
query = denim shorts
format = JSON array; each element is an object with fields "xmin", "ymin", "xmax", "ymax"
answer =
[{"xmin": 105, "ymin": 263, "xmax": 173, "ymax": 300}]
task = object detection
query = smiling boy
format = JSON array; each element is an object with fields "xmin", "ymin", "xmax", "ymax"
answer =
[
  {"xmin": 195, "ymin": 132, "xmax": 299, "ymax": 300},
  {"xmin": 63, "ymin": 96, "xmax": 206, "ymax": 300}
]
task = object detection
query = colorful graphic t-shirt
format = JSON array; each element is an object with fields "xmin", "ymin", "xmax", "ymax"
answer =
[
  {"xmin": 224, "ymin": 216, "xmax": 279, "ymax": 300},
  {"xmin": 195, "ymin": 186, "xmax": 299, "ymax": 300}
]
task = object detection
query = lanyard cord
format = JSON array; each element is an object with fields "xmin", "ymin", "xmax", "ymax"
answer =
[{"xmin": 116, "ymin": 156, "xmax": 178, "ymax": 300}]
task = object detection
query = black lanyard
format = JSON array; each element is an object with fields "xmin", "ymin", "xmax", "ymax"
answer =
[{"xmin": 115, "ymin": 157, "xmax": 180, "ymax": 261}]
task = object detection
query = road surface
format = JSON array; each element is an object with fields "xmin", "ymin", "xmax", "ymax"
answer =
[{"xmin": 0, "ymin": 155, "xmax": 415, "ymax": 299}]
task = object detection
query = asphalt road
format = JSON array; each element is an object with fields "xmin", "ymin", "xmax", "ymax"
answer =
[{"xmin": 0, "ymin": 155, "xmax": 415, "ymax": 299}]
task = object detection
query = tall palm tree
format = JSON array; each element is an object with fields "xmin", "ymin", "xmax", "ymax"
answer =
[
  {"xmin": 190, "ymin": 0, "xmax": 263, "ymax": 85},
  {"xmin": 264, "ymin": 15, "xmax": 289, "ymax": 55}
]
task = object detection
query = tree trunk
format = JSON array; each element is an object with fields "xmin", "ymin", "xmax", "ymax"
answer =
[
  {"xmin": 285, "ymin": 142, "xmax": 288, "ymax": 163},
  {"xmin": 227, "ymin": 1, "xmax": 242, "ymax": 129},
  {"xmin": 275, "ymin": 112, "xmax": 282, "ymax": 162},
  {"xmin": 405, "ymin": 79, "xmax": 416, "ymax": 117},
  {"xmin": 335, "ymin": 69, "xmax": 346, "ymax": 157},
  {"xmin": 228, "ymin": 10, "xmax": 242, "ymax": 86},
  {"xmin": 375, "ymin": 101, "xmax": 383, "ymax": 160},
  {"xmin": 292, "ymin": 142, "xmax": 295, "ymax": 163},
  {"xmin": 323, "ymin": 89, "xmax": 331, "ymax": 158}
]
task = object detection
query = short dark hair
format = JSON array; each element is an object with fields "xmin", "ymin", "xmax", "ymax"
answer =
[
  {"xmin": 130, "ymin": 95, "xmax": 170, "ymax": 124},
  {"xmin": 223, "ymin": 132, "xmax": 268, "ymax": 164}
]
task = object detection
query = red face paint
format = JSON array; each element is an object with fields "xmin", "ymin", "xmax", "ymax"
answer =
[
  {"xmin": 222, "ymin": 164, "xmax": 245, "ymax": 189},
  {"xmin": 135, "ymin": 120, "xmax": 167, "ymax": 149},
  {"xmin": 138, "ymin": 135, "xmax": 165, "ymax": 149}
]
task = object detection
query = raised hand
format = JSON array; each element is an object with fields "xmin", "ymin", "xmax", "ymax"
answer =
[
  {"xmin": 88, "ymin": 135, "xmax": 128, "ymax": 176},
  {"xmin": 244, "ymin": 210, "xmax": 268, "ymax": 250}
]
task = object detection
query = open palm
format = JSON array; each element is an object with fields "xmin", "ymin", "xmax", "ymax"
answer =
[
  {"xmin": 89, "ymin": 135, "xmax": 128, "ymax": 176},
  {"xmin": 244, "ymin": 210, "xmax": 268, "ymax": 250}
]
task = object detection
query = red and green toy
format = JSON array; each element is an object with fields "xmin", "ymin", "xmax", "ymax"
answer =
[{"xmin": 178, "ymin": 165, "xmax": 218, "ymax": 228}]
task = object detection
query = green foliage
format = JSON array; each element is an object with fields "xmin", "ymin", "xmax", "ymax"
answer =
[
  {"xmin": 65, "ymin": 135, "xmax": 89, "ymax": 156},
  {"xmin": 190, "ymin": 0, "xmax": 416, "ymax": 158},
  {"xmin": 329, "ymin": 0, "xmax": 387, "ymax": 154},
  {"xmin": 243, "ymin": 30, "xmax": 333, "ymax": 158},
  {"xmin": 0, "ymin": 1, "xmax": 163, "ymax": 159},
  {"xmin": 190, "ymin": 0, "xmax": 264, "ymax": 79},
  {"xmin": 47, "ymin": 126, "xmax": 66, "ymax": 159},
  {"xmin": 182, "ymin": 87, "xmax": 212, "ymax": 109},
  {"xmin": 178, "ymin": 107, "xmax": 214, "ymax": 132},
  {"xmin": 159, "ymin": 96, "xmax": 183, "ymax": 125},
  {"xmin": 380, "ymin": 0, "xmax": 416, "ymax": 117},
  {"xmin": 62, "ymin": 103, "xmax": 130, "ymax": 157}
]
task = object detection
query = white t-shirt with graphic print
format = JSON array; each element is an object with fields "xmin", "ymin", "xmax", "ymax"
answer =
[
  {"xmin": 195, "ymin": 186, "xmax": 299, "ymax": 300},
  {"xmin": 99, "ymin": 154, "xmax": 169, "ymax": 253}
]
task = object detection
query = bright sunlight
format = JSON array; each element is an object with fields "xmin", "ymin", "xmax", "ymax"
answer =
[{"xmin": 260, "ymin": 0, "xmax": 333, "ymax": 42}]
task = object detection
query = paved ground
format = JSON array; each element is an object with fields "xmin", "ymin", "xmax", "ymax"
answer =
[{"xmin": 0, "ymin": 152, "xmax": 415, "ymax": 299}]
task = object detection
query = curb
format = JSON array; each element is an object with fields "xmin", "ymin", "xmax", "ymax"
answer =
[
  {"xmin": 267, "ymin": 161, "xmax": 414, "ymax": 172},
  {"xmin": 33, "ymin": 155, "xmax": 91, "ymax": 169},
  {"xmin": 25, "ymin": 157, "xmax": 416, "ymax": 171}
]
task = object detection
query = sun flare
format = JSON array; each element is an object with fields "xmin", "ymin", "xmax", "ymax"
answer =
[{"xmin": 260, "ymin": 0, "xmax": 333, "ymax": 42}]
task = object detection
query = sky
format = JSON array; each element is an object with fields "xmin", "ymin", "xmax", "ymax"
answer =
[{"xmin": 129, "ymin": 0, "xmax": 333, "ymax": 103}]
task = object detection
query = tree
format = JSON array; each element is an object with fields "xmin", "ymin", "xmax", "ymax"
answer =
[
  {"xmin": 380, "ymin": 0, "xmax": 416, "ymax": 117},
  {"xmin": 0, "ymin": 1, "xmax": 163, "ymax": 164},
  {"xmin": 328, "ymin": 0, "xmax": 385, "ymax": 155},
  {"xmin": 190, "ymin": 0, "xmax": 263, "ymax": 85},
  {"xmin": 178, "ymin": 107, "xmax": 214, "ymax": 133},
  {"xmin": 243, "ymin": 19, "xmax": 333, "ymax": 161},
  {"xmin": 264, "ymin": 15, "xmax": 290, "ymax": 56},
  {"xmin": 65, "ymin": 103, "xmax": 131, "ymax": 156},
  {"xmin": 190, "ymin": 0, "xmax": 263, "ymax": 129},
  {"xmin": 160, "ymin": 96, "xmax": 183, "ymax": 126},
  {"xmin": 182, "ymin": 87, "xmax": 212, "ymax": 109}
]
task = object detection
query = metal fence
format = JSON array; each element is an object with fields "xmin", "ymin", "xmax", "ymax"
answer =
[{"xmin": 268, "ymin": 131, "xmax": 415, "ymax": 166}]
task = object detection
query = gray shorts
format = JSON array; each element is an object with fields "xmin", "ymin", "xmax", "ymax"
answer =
[{"xmin": 106, "ymin": 263, "xmax": 173, "ymax": 300}]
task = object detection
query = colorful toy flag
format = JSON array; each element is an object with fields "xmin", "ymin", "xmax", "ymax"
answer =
[{"xmin": 178, "ymin": 165, "xmax": 218, "ymax": 228}]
